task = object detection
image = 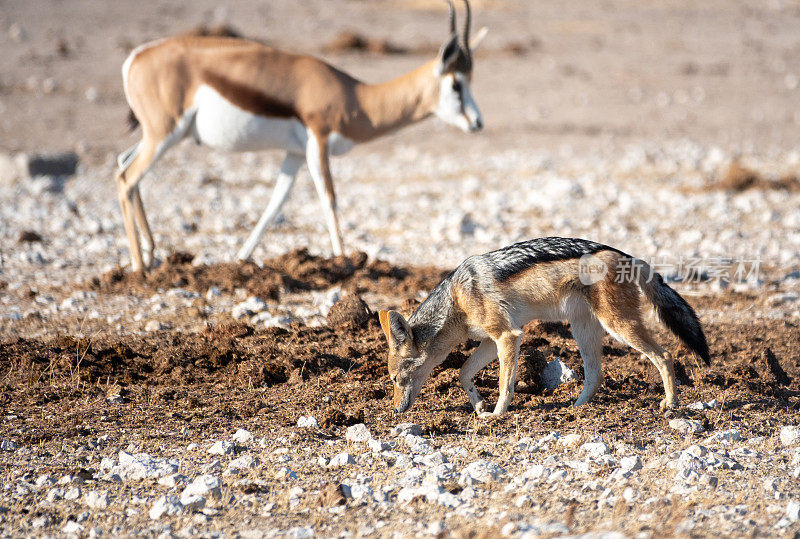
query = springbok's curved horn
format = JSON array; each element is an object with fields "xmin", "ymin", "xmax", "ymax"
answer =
[
  {"xmin": 445, "ymin": 0, "xmax": 457, "ymax": 36},
  {"xmin": 461, "ymin": 0, "xmax": 472, "ymax": 62}
]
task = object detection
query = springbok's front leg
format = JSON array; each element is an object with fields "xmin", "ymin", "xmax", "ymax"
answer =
[
  {"xmin": 237, "ymin": 152, "xmax": 305, "ymax": 261},
  {"xmin": 305, "ymin": 129, "xmax": 344, "ymax": 256},
  {"xmin": 459, "ymin": 339, "xmax": 497, "ymax": 413}
]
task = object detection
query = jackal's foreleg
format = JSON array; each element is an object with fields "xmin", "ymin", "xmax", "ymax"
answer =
[
  {"xmin": 459, "ymin": 339, "xmax": 497, "ymax": 413},
  {"xmin": 484, "ymin": 329, "xmax": 522, "ymax": 417}
]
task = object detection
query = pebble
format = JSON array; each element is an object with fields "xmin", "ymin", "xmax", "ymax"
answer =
[
  {"xmin": 329, "ymin": 452, "xmax": 355, "ymax": 467},
  {"xmin": 149, "ymin": 495, "xmax": 183, "ymax": 520},
  {"xmin": 232, "ymin": 296, "xmax": 268, "ymax": 319},
  {"xmin": 540, "ymin": 359, "xmax": 576, "ymax": 389},
  {"xmin": 297, "ymin": 416, "xmax": 318, "ymax": 428},
  {"xmin": 181, "ymin": 475, "xmax": 222, "ymax": 500},
  {"xmin": 390, "ymin": 423, "xmax": 422, "ymax": 437},
  {"xmin": 85, "ymin": 491, "xmax": 109, "ymax": 509},
  {"xmin": 460, "ymin": 459, "xmax": 506, "ymax": 484},
  {"xmin": 207, "ymin": 440, "xmax": 235, "ymax": 455},
  {"xmin": 669, "ymin": 418, "xmax": 705, "ymax": 434},
  {"xmin": 144, "ymin": 320, "xmax": 165, "ymax": 332},
  {"xmin": 232, "ymin": 428, "xmax": 254, "ymax": 444},
  {"xmin": 780, "ymin": 426, "xmax": 800, "ymax": 446},
  {"xmin": 345, "ymin": 423, "xmax": 373, "ymax": 443}
]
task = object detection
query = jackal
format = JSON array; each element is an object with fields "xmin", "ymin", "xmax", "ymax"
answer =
[{"xmin": 378, "ymin": 237, "xmax": 710, "ymax": 417}]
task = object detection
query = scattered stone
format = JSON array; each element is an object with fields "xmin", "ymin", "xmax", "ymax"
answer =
[
  {"xmin": 620, "ymin": 456, "xmax": 643, "ymax": 472},
  {"xmin": 540, "ymin": 359, "xmax": 576, "ymax": 389},
  {"xmin": 297, "ymin": 416, "xmax": 318, "ymax": 428},
  {"xmin": 232, "ymin": 296, "xmax": 267, "ymax": 319},
  {"xmin": 787, "ymin": 500, "xmax": 800, "ymax": 522},
  {"xmin": 62, "ymin": 521, "xmax": 84, "ymax": 534},
  {"xmin": 109, "ymin": 451, "xmax": 179, "ymax": 480},
  {"xmin": 144, "ymin": 320, "xmax": 165, "ymax": 332},
  {"xmin": 669, "ymin": 418, "xmax": 705, "ymax": 434},
  {"xmin": 64, "ymin": 486, "xmax": 81, "ymax": 500},
  {"xmin": 329, "ymin": 452, "xmax": 356, "ymax": 467},
  {"xmin": 85, "ymin": 490, "xmax": 109, "ymax": 509},
  {"xmin": 706, "ymin": 429, "xmax": 742, "ymax": 444},
  {"xmin": 346, "ymin": 423, "xmax": 373, "ymax": 443},
  {"xmin": 207, "ymin": 440, "xmax": 235, "ymax": 455},
  {"xmin": 687, "ymin": 399, "xmax": 716, "ymax": 411},
  {"xmin": 460, "ymin": 460, "xmax": 506, "ymax": 484},
  {"xmin": 149, "ymin": 495, "xmax": 183, "ymax": 520},
  {"xmin": 780, "ymin": 426, "xmax": 800, "ymax": 446},
  {"xmin": 181, "ymin": 475, "xmax": 222, "ymax": 500},
  {"xmin": 391, "ymin": 423, "xmax": 422, "ymax": 437},
  {"xmin": 1, "ymin": 440, "xmax": 18, "ymax": 451},
  {"xmin": 232, "ymin": 428, "xmax": 254, "ymax": 444},
  {"xmin": 580, "ymin": 441, "xmax": 609, "ymax": 458}
]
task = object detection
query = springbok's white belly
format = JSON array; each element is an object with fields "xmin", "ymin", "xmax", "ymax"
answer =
[{"xmin": 192, "ymin": 84, "xmax": 308, "ymax": 154}]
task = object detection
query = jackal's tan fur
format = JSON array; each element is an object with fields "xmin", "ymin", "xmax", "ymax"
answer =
[{"xmin": 378, "ymin": 238, "xmax": 709, "ymax": 417}]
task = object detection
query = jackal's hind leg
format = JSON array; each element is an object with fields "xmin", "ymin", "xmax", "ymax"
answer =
[
  {"xmin": 459, "ymin": 339, "xmax": 497, "ymax": 413},
  {"xmin": 570, "ymin": 314, "xmax": 605, "ymax": 407},
  {"xmin": 598, "ymin": 313, "xmax": 678, "ymax": 410}
]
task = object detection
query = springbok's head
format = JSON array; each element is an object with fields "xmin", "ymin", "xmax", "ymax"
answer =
[{"xmin": 434, "ymin": 0, "xmax": 487, "ymax": 133}]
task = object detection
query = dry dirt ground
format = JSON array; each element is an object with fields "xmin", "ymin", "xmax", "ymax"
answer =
[{"xmin": 2, "ymin": 1, "xmax": 800, "ymax": 537}]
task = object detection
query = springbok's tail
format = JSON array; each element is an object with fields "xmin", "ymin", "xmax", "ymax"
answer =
[{"xmin": 637, "ymin": 261, "xmax": 710, "ymax": 365}]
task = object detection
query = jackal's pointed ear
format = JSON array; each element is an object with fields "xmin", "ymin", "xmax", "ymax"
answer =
[
  {"xmin": 436, "ymin": 34, "xmax": 460, "ymax": 75},
  {"xmin": 379, "ymin": 310, "xmax": 413, "ymax": 348}
]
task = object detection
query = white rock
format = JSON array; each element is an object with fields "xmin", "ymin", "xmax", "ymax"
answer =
[
  {"xmin": 391, "ymin": 423, "xmax": 422, "ymax": 437},
  {"xmin": 228, "ymin": 455, "xmax": 259, "ymax": 471},
  {"xmin": 275, "ymin": 467, "xmax": 297, "ymax": 480},
  {"xmin": 144, "ymin": 320, "xmax": 165, "ymax": 332},
  {"xmin": 346, "ymin": 423, "xmax": 372, "ymax": 443},
  {"xmin": 180, "ymin": 494, "xmax": 206, "ymax": 512},
  {"xmin": 181, "ymin": 475, "xmax": 221, "ymax": 501},
  {"xmin": 232, "ymin": 296, "xmax": 267, "ymax": 319},
  {"xmin": 620, "ymin": 456, "xmax": 643, "ymax": 472},
  {"xmin": 687, "ymin": 399, "xmax": 716, "ymax": 411},
  {"xmin": 329, "ymin": 452, "xmax": 355, "ymax": 467},
  {"xmin": 705, "ymin": 429, "xmax": 742, "ymax": 444},
  {"xmin": 35, "ymin": 474, "xmax": 55, "ymax": 487},
  {"xmin": 47, "ymin": 487, "xmax": 65, "ymax": 502},
  {"xmin": 157, "ymin": 474, "xmax": 187, "ymax": 488},
  {"xmin": 297, "ymin": 416, "xmax": 318, "ymax": 428},
  {"xmin": 669, "ymin": 418, "xmax": 705, "ymax": 434},
  {"xmin": 149, "ymin": 495, "xmax": 183, "ymax": 520},
  {"xmin": 780, "ymin": 426, "xmax": 800, "ymax": 446},
  {"xmin": 112, "ymin": 451, "xmax": 179, "ymax": 480},
  {"xmin": 368, "ymin": 439, "xmax": 390, "ymax": 452},
  {"xmin": 85, "ymin": 491, "xmax": 109, "ymax": 509},
  {"xmin": 541, "ymin": 359, "xmax": 576, "ymax": 389},
  {"xmin": 0, "ymin": 440, "xmax": 18, "ymax": 451},
  {"xmin": 559, "ymin": 433, "xmax": 582, "ymax": 447},
  {"xmin": 580, "ymin": 442, "xmax": 609, "ymax": 458},
  {"xmin": 787, "ymin": 500, "xmax": 800, "ymax": 522},
  {"xmin": 285, "ymin": 526, "xmax": 314, "ymax": 539},
  {"xmin": 461, "ymin": 459, "xmax": 506, "ymax": 483},
  {"xmin": 232, "ymin": 429, "xmax": 254, "ymax": 444},
  {"xmin": 207, "ymin": 440, "xmax": 235, "ymax": 455},
  {"xmin": 62, "ymin": 521, "xmax": 85, "ymax": 534},
  {"xmin": 64, "ymin": 487, "xmax": 81, "ymax": 500}
]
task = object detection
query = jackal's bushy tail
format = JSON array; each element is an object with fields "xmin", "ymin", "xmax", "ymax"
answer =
[{"xmin": 637, "ymin": 262, "xmax": 710, "ymax": 365}]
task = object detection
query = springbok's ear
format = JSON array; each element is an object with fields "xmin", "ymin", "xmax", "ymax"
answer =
[
  {"xmin": 436, "ymin": 34, "xmax": 460, "ymax": 75},
  {"xmin": 469, "ymin": 26, "xmax": 488, "ymax": 52}
]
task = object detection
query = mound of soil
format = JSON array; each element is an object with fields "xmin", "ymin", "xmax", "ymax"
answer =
[
  {"xmin": 710, "ymin": 161, "xmax": 800, "ymax": 192},
  {"xmin": 89, "ymin": 249, "xmax": 449, "ymax": 300},
  {"xmin": 327, "ymin": 294, "xmax": 373, "ymax": 330}
]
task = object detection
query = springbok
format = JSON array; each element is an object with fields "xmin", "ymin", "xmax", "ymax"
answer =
[{"xmin": 117, "ymin": 1, "xmax": 487, "ymax": 272}]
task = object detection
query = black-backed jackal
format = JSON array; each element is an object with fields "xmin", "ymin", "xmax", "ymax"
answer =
[{"xmin": 378, "ymin": 237, "xmax": 710, "ymax": 417}]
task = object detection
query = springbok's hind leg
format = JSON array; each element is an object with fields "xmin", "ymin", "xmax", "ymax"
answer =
[{"xmin": 237, "ymin": 152, "xmax": 305, "ymax": 261}]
